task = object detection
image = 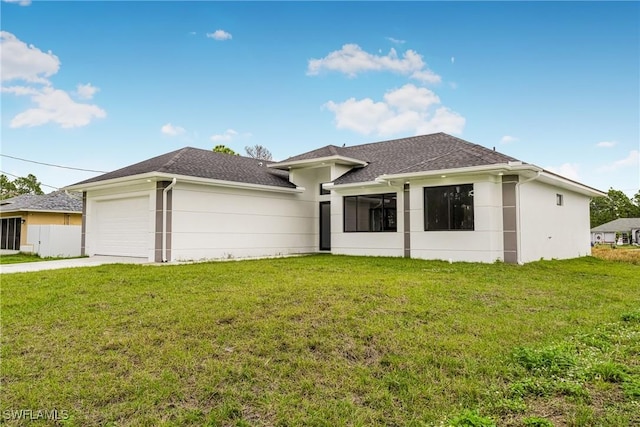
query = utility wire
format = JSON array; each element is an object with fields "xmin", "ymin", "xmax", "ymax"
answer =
[
  {"xmin": 0, "ymin": 154, "xmax": 107, "ymax": 173},
  {"xmin": 0, "ymin": 170, "xmax": 60, "ymax": 191}
]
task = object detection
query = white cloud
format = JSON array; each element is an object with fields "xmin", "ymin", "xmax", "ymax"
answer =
[
  {"xmin": 2, "ymin": 0, "xmax": 31, "ymax": 6},
  {"xmin": 1, "ymin": 85, "xmax": 40, "ymax": 96},
  {"xmin": 324, "ymin": 84, "xmax": 465, "ymax": 136},
  {"xmin": 386, "ymin": 37, "xmax": 406, "ymax": 44},
  {"xmin": 210, "ymin": 129, "xmax": 239, "ymax": 142},
  {"xmin": 546, "ymin": 163, "xmax": 581, "ymax": 181},
  {"xmin": 416, "ymin": 107, "xmax": 465, "ymax": 136},
  {"xmin": 325, "ymin": 98, "xmax": 393, "ymax": 135},
  {"xmin": 451, "ymin": 57, "xmax": 455, "ymax": 64},
  {"xmin": 596, "ymin": 141, "xmax": 617, "ymax": 148},
  {"xmin": 1, "ymin": 32, "xmax": 106, "ymax": 129},
  {"xmin": 0, "ymin": 31, "xmax": 59, "ymax": 83},
  {"xmin": 410, "ymin": 69, "xmax": 442, "ymax": 84},
  {"xmin": 597, "ymin": 150, "xmax": 640, "ymax": 173},
  {"xmin": 307, "ymin": 44, "xmax": 440, "ymax": 82},
  {"xmin": 76, "ymin": 83, "xmax": 99, "ymax": 100},
  {"xmin": 383, "ymin": 84, "xmax": 440, "ymax": 112},
  {"xmin": 500, "ymin": 135, "xmax": 518, "ymax": 144},
  {"xmin": 9, "ymin": 86, "xmax": 106, "ymax": 128},
  {"xmin": 206, "ymin": 30, "xmax": 232, "ymax": 41},
  {"xmin": 161, "ymin": 123, "xmax": 186, "ymax": 136}
]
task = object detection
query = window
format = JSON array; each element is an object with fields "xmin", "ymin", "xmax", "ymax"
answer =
[
  {"xmin": 319, "ymin": 183, "xmax": 330, "ymax": 195},
  {"xmin": 556, "ymin": 194, "xmax": 563, "ymax": 206},
  {"xmin": 424, "ymin": 184, "xmax": 474, "ymax": 230},
  {"xmin": 344, "ymin": 193, "xmax": 397, "ymax": 232}
]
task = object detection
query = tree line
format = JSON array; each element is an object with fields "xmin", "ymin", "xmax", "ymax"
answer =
[
  {"xmin": 0, "ymin": 174, "xmax": 44, "ymax": 200},
  {"xmin": 590, "ymin": 188, "xmax": 640, "ymax": 228},
  {"xmin": 213, "ymin": 144, "xmax": 272, "ymax": 161}
]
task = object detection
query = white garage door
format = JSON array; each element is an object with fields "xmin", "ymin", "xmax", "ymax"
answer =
[{"xmin": 95, "ymin": 196, "xmax": 150, "ymax": 257}]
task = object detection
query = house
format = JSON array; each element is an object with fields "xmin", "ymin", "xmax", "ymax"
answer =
[
  {"xmin": 591, "ymin": 218, "xmax": 640, "ymax": 245},
  {"xmin": 65, "ymin": 133, "xmax": 605, "ymax": 264},
  {"xmin": 0, "ymin": 190, "xmax": 83, "ymax": 251}
]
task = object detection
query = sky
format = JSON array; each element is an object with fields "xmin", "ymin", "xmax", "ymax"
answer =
[{"xmin": 1, "ymin": 1, "xmax": 639, "ymax": 197}]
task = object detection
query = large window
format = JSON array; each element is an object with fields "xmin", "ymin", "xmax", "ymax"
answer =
[
  {"xmin": 424, "ymin": 184, "xmax": 474, "ymax": 231},
  {"xmin": 344, "ymin": 193, "xmax": 397, "ymax": 232}
]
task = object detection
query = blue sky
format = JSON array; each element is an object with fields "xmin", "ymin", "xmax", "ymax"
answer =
[{"xmin": 1, "ymin": 1, "xmax": 638, "ymax": 196}]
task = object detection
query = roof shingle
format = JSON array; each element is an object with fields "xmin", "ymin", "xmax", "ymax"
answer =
[
  {"xmin": 71, "ymin": 147, "xmax": 295, "ymax": 188},
  {"xmin": 591, "ymin": 218, "xmax": 640, "ymax": 232},
  {"xmin": 276, "ymin": 133, "xmax": 522, "ymax": 184},
  {"xmin": 0, "ymin": 190, "xmax": 82, "ymax": 213}
]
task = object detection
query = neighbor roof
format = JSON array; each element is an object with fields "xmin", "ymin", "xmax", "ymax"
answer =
[
  {"xmin": 70, "ymin": 147, "xmax": 295, "ymax": 189},
  {"xmin": 591, "ymin": 218, "xmax": 640, "ymax": 232},
  {"xmin": 272, "ymin": 133, "xmax": 522, "ymax": 184},
  {"xmin": 0, "ymin": 190, "xmax": 83, "ymax": 213}
]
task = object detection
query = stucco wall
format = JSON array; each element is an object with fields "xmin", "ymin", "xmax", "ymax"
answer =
[
  {"xmin": 170, "ymin": 181, "xmax": 317, "ymax": 261},
  {"xmin": 409, "ymin": 175, "xmax": 504, "ymax": 263},
  {"xmin": 330, "ymin": 185, "xmax": 405, "ymax": 257},
  {"xmin": 518, "ymin": 180, "xmax": 591, "ymax": 262}
]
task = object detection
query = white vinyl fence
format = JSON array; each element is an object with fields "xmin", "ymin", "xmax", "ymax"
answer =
[{"xmin": 26, "ymin": 225, "xmax": 81, "ymax": 258}]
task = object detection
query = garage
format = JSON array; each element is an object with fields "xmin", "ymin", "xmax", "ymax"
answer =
[{"xmin": 94, "ymin": 196, "xmax": 151, "ymax": 258}]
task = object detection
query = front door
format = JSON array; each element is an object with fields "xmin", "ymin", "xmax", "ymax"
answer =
[{"xmin": 319, "ymin": 202, "xmax": 331, "ymax": 251}]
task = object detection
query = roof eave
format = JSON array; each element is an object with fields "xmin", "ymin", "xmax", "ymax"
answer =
[
  {"xmin": 268, "ymin": 155, "xmax": 367, "ymax": 170},
  {"xmin": 329, "ymin": 163, "xmax": 605, "ymax": 198},
  {"xmin": 65, "ymin": 172, "xmax": 304, "ymax": 194},
  {"xmin": 377, "ymin": 163, "xmax": 528, "ymax": 182},
  {"xmin": 537, "ymin": 171, "xmax": 606, "ymax": 198}
]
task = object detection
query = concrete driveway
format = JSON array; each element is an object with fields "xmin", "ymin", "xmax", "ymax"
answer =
[{"xmin": 0, "ymin": 256, "xmax": 150, "ymax": 274}]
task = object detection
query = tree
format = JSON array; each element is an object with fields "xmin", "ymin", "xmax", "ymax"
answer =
[
  {"xmin": 212, "ymin": 145, "xmax": 237, "ymax": 155},
  {"xmin": 0, "ymin": 173, "xmax": 43, "ymax": 200},
  {"xmin": 245, "ymin": 144, "xmax": 272, "ymax": 161},
  {"xmin": 0, "ymin": 174, "xmax": 17, "ymax": 200},
  {"xmin": 13, "ymin": 174, "xmax": 44, "ymax": 196},
  {"xmin": 590, "ymin": 188, "xmax": 640, "ymax": 228}
]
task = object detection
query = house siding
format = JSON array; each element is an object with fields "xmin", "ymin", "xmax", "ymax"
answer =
[
  {"xmin": 518, "ymin": 180, "xmax": 591, "ymax": 262},
  {"xmin": 169, "ymin": 181, "xmax": 316, "ymax": 261},
  {"xmin": 330, "ymin": 185, "xmax": 405, "ymax": 257},
  {"xmin": 409, "ymin": 175, "xmax": 504, "ymax": 263}
]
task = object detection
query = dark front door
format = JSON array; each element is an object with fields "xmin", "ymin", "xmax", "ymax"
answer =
[{"xmin": 319, "ymin": 202, "xmax": 331, "ymax": 251}]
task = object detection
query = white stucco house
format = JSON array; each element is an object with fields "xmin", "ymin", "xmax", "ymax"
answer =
[{"xmin": 65, "ymin": 133, "xmax": 605, "ymax": 264}]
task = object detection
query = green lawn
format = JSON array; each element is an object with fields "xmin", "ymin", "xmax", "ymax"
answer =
[
  {"xmin": 0, "ymin": 252, "xmax": 44, "ymax": 264},
  {"xmin": 1, "ymin": 255, "xmax": 639, "ymax": 426},
  {"xmin": 0, "ymin": 252, "xmax": 73, "ymax": 265}
]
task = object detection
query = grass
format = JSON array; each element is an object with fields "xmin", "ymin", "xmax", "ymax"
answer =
[
  {"xmin": 591, "ymin": 244, "xmax": 640, "ymax": 264},
  {"xmin": 0, "ymin": 252, "xmax": 74, "ymax": 265},
  {"xmin": 1, "ymin": 255, "xmax": 639, "ymax": 426}
]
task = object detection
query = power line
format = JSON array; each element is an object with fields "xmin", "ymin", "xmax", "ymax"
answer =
[
  {"xmin": 0, "ymin": 154, "xmax": 107, "ymax": 173},
  {"xmin": 0, "ymin": 170, "xmax": 60, "ymax": 191}
]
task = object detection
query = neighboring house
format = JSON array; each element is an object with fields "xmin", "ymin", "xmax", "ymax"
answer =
[
  {"xmin": 0, "ymin": 190, "xmax": 83, "ymax": 251},
  {"xmin": 65, "ymin": 133, "xmax": 605, "ymax": 264},
  {"xmin": 591, "ymin": 218, "xmax": 640, "ymax": 245}
]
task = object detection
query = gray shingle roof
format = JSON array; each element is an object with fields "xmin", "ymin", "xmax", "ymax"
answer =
[
  {"xmin": 0, "ymin": 190, "xmax": 82, "ymax": 213},
  {"xmin": 276, "ymin": 133, "xmax": 522, "ymax": 184},
  {"xmin": 591, "ymin": 218, "xmax": 640, "ymax": 232},
  {"xmin": 70, "ymin": 147, "xmax": 295, "ymax": 188}
]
